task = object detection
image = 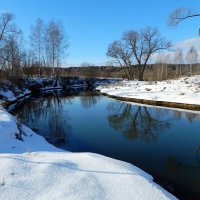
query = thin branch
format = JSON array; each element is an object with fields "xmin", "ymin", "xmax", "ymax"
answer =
[{"xmin": 168, "ymin": 7, "xmax": 200, "ymax": 26}]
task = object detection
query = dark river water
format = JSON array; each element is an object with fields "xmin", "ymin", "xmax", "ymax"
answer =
[{"xmin": 14, "ymin": 90, "xmax": 200, "ymax": 200}]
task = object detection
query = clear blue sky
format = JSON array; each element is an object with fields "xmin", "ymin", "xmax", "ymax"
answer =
[{"xmin": 1, "ymin": 0, "xmax": 200, "ymax": 66}]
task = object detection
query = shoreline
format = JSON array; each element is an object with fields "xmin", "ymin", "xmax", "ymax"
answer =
[
  {"xmin": 1, "ymin": 92, "xmax": 31, "ymax": 109},
  {"xmin": 100, "ymin": 91, "xmax": 200, "ymax": 111},
  {"xmin": 97, "ymin": 75, "xmax": 200, "ymax": 112},
  {"xmin": 1, "ymin": 87, "xmax": 62, "ymax": 109}
]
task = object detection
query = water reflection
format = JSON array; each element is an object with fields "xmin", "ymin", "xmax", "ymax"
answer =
[
  {"xmin": 171, "ymin": 108, "xmax": 200, "ymax": 122},
  {"xmin": 16, "ymin": 91, "xmax": 72, "ymax": 147},
  {"xmin": 80, "ymin": 91, "xmax": 100, "ymax": 108},
  {"xmin": 107, "ymin": 102, "xmax": 172, "ymax": 142}
]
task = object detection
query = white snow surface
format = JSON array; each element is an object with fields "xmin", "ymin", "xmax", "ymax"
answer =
[
  {"xmin": 0, "ymin": 106, "xmax": 177, "ymax": 200},
  {"xmin": 0, "ymin": 86, "xmax": 31, "ymax": 103},
  {"xmin": 0, "ymin": 89, "xmax": 16, "ymax": 101},
  {"xmin": 98, "ymin": 76, "xmax": 200, "ymax": 105}
]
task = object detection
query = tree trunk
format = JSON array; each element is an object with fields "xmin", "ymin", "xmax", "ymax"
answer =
[{"xmin": 138, "ymin": 65, "xmax": 145, "ymax": 81}]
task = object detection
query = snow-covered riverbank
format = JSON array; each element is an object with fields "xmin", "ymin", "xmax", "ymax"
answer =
[
  {"xmin": 0, "ymin": 77, "xmax": 121, "ymax": 106},
  {"xmin": 0, "ymin": 106, "xmax": 177, "ymax": 200},
  {"xmin": 98, "ymin": 76, "xmax": 200, "ymax": 110}
]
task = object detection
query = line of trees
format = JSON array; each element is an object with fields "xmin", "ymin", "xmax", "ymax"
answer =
[
  {"xmin": 0, "ymin": 12, "xmax": 68, "ymax": 81},
  {"xmin": 1, "ymin": 9, "xmax": 199, "ymax": 83},
  {"xmin": 154, "ymin": 46, "xmax": 199, "ymax": 81},
  {"xmin": 29, "ymin": 18, "xmax": 69, "ymax": 77}
]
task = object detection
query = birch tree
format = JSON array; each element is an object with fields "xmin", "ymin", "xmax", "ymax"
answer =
[
  {"xmin": 186, "ymin": 46, "xmax": 198, "ymax": 76},
  {"xmin": 174, "ymin": 48, "xmax": 183, "ymax": 78},
  {"xmin": 45, "ymin": 20, "xmax": 68, "ymax": 77},
  {"xmin": 155, "ymin": 53, "xmax": 173, "ymax": 80},
  {"xmin": 30, "ymin": 18, "xmax": 45, "ymax": 76}
]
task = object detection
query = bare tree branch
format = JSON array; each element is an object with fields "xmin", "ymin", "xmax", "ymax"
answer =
[{"xmin": 168, "ymin": 7, "xmax": 200, "ymax": 26}]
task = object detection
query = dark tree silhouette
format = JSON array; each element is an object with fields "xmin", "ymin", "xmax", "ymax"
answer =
[{"xmin": 107, "ymin": 27, "xmax": 171, "ymax": 81}]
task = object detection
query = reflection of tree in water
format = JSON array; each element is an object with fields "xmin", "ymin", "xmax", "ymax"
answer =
[
  {"xmin": 16, "ymin": 93, "xmax": 72, "ymax": 147},
  {"xmin": 170, "ymin": 109, "xmax": 200, "ymax": 123},
  {"xmin": 80, "ymin": 92, "xmax": 100, "ymax": 108},
  {"xmin": 107, "ymin": 102, "xmax": 172, "ymax": 142},
  {"xmin": 46, "ymin": 93, "xmax": 71, "ymax": 146}
]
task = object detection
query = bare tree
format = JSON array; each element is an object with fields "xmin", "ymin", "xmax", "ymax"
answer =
[
  {"xmin": 186, "ymin": 46, "xmax": 198, "ymax": 76},
  {"xmin": 107, "ymin": 27, "xmax": 171, "ymax": 81},
  {"xmin": 125, "ymin": 27, "xmax": 172, "ymax": 81},
  {"xmin": 0, "ymin": 12, "xmax": 22, "ymax": 78},
  {"xmin": 155, "ymin": 53, "xmax": 170, "ymax": 80},
  {"xmin": 164, "ymin": 53, "xmax": 172, "ymax": 79},
  {"xmin": 107, "ymin": 40, "xmax": 133, "ymax": 80},
  {"xmin": 22, "ymin": 49, "xmax": 37, "ymax": 78},
  {"xmin": 0, "ymin": 12, "xmax": 19, "ymax": 42},
  {"xmin": 174, "ymin": 48, "xmax": 183, "ymax": 78},
  {"xmin": 0, "ymin": 40, "xmax": 11, "ymax": 72},
  {"xmin": 30, "ymin": 18, "xmax": 45, "ymax": 76},
  {"xmin": 168, "ymin": 7, "xmax": 200, "ymax": 26},
  {"xmin": 45, "ymin": 20, "xmax": 69, "ymax": 77}
]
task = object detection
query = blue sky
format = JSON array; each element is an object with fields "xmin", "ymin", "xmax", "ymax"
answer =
[{"xmin": 1, "ymin": 0, "xmax": 200, "ymax": 66}]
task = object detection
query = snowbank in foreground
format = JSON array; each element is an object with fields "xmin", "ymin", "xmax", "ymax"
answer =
[
  {"xmin": 0, "ymin": 107, "xmax": 177, "ymax": 200},
  {"xmin": 98, "ymin": 76, "xmax": 200, "ymax": 105}
]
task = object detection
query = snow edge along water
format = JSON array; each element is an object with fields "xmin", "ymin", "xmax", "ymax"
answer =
[{"xmin": 97, "ymin": 75, "xmax": 200, "ymax": 112}]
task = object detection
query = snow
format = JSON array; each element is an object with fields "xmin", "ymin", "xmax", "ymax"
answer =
[
  {"xmin": 0, "ymin": 107, "xmax": 60, "ymax": 154},
  {"xmin": 0, "ymin": 106, "xmax": 177, "ymax": 200},
  {"xmin": 97, "ymin": 75, "xmax": 200, "ymax": 105},
  {"xmin": 41, "ymin": 86, "xmax": 63, "ymax": 92},
  {"xmin": 0, "ymin": 82, "xmax": 31, "ymax": 103},
  {"xmin": 0, "ymin": 89, "xmax": 16, "ymax": 101}
]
